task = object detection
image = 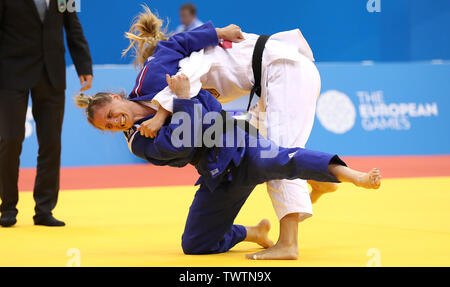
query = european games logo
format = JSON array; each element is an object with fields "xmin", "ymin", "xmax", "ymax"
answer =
[
  {"xmin": 316, "ymin": 90, "xmax": 356, "ymax": 134},
  {"xmin": 316, "ymin": 90, "xmax": 439, "ymax": 134}
]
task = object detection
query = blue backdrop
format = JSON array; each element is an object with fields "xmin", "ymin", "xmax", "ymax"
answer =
[
  {"xmin": 20, "ymin": 61, "xmax": 450, "ymax": 167},
  {"xmin": 308, "ymin": 62, "xmax": 449, "ymax": 156},
  {"xmin": 68, "ymin": 0, "xmax": 450, "ymax": 64},
  {"xmin": 18, "ymin": 0, "xmax": 450, "ymax": 167}
]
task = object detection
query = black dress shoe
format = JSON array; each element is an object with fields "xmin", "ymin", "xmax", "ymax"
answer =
[
  {"xmin": 33, "ymin": 215, "xmax": 65, "ymax": 227},
  {"xmin": 0, "ymin": 213, "xmax": 17, "ymax": 227}
]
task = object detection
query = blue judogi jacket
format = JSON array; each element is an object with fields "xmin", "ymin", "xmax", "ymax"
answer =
[
  {"xmin": 125, "ymin": 93, "xmax": 246, "ymax": 191},
  {"xmin": 124, "ymin": 22, "xmax": 246, "ymax": 191}
]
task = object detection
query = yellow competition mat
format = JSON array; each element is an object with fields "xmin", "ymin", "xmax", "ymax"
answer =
[{"xmin": 1, "ymin": 177, "xmax": 449, "ymax": 266}]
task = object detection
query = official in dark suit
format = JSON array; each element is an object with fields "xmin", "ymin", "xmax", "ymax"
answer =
[{"xmin": 0, "ymin": 0, "xmax": 93, "ymax": 227}]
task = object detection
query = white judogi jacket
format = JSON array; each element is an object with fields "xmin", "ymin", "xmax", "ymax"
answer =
[
  {"xmin": 148, "ymin": 28, "xmax": 318, "ymax": 222},
  {"xmin": 152, "ymin": 29, "xmax": 315, "ymax": 112}
]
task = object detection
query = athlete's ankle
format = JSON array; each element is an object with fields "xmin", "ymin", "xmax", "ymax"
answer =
[{"xmin": 275, "ymin": 238, "xmax": 298, "ymax": 248}]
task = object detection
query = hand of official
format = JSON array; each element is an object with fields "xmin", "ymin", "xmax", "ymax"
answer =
[{"xmin": 79, "ymin": 74, "xmax": 93, "ymax": 91}]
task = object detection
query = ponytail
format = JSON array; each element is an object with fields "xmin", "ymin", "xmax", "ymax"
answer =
[{"xmin": 123, "ymin": 5, "xmax": 168, "ymax": 67}]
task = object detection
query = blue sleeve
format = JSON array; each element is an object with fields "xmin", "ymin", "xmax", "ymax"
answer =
[
  {"xmin": 129, "ymin": 97, "xmax": 218, "ymax": 163},
  {"xmin": 129, "ymin": 99, "xmax": 205, "ymax": 162},
  {"xmin": 130, "ymin": 128, "xmax": 195, "ymax": 163},
  {"xmin": 153, "ymin": 98, "xmax": 205, "ymax": 159},
  {"xmin": 154, "ymin": 22, "xmax": 219, "ymax": 60}
]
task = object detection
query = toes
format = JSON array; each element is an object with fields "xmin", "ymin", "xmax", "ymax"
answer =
[
  {"xmin": 246, "ymin": 253, "xmax": 262, "ymax": 260},
  {"xmin": 371, "ymin": 176, "xmax": 381, "ymax": 189},
  {"xmin": 374, "ymin": 176, "xmax": 381, "ymax": 188},
  {"xmin": 246, "ymin": 252, "xmax": 273, "ymax": 260},
  {"xmin": 368, "ymin": 168, "xmax": 382, "ymax": 188}
]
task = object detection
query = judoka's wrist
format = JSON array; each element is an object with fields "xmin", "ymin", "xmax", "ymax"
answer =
[
  {"xmin": 175, "ymin": 92, "xmax": 190, "ymax": 99},
  {"xmin": 215, "ymin": 24, "xmax": 244, "ymax": 43},
  {"xmin": 215, "ymin": 28, "xmax": 223, "ymax": 40}
]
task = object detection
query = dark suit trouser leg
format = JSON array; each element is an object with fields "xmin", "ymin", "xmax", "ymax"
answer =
[
  {"xmin": 30, "ymin": 73, "xmax": 65, "ymax": 219},
  {"xmin": 0, "ymin": 89, "xmax": 29, "ymax": 216}
]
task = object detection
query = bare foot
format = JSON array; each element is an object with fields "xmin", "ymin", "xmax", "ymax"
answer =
[
  {"xmin": 246, "ymin": 242, "xmax": 298, "ymax": 260},
  {"xmin": 246, "ymin": 219, "xmax": 274, "ymax": 249},
  {"xmin": 309, "ymin": 180, "xmax": 339, "ymax": 203},
  {"xmin": 356, "ymin": 168, "xmax": 381, "ymax": 189}
]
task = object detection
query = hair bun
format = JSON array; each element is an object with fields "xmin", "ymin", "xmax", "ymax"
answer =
[{"xmin": 75, "ymin": 93, "xmax": 91, "ymax": 109}]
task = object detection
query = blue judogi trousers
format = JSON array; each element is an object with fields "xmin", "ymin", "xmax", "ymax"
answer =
[{"xmin": 181, "ymin": 134, "xmax": 345, "ymax": 255}]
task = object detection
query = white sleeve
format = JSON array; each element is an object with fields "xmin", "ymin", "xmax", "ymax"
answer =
[
  {"xmin": 151, "ymin": 87, "xmax": 177, "ymax": 113},
  {"xmin": 152, "ymin": 49, "xmax": 212, "ymax": 113}
]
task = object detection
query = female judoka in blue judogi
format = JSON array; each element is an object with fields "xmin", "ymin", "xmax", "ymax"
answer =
[
  {"xmin": 76, "ymin": 72, "xmax": 380, "ymax": 256},
  {"xmin": 75, "ymin": 18, "xmax": 381, "ymax": 258}
]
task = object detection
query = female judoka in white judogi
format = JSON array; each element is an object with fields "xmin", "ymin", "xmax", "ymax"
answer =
[{"xmin": 123, "ymin": 7, "xmax": 333, "ymax": 259}]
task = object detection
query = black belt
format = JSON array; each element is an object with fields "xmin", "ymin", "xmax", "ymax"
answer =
[
  {"xmin": 219, "ymin": 110, "xmax": 258, "ymax": 136},
  {"xmin": 191, "ymin": 35, "xmax": 270, "ymax": 165},
  {"xmin": 247, "ymin": 34, "xmax": 271, "ymax": 111}
]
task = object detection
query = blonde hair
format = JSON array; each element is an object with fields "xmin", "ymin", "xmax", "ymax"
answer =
[
  {"xmin": 75, "ymin": 92, "xmax": 125, "ymax": 129},
  {"xmin": 123, "ymin": 5, "xmax": 168, "ymax": 67}
]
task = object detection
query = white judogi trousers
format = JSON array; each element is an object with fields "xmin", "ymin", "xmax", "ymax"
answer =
[{"xmin": 250, "ymin": 53, "xmax": 321, "ymax": 222}]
